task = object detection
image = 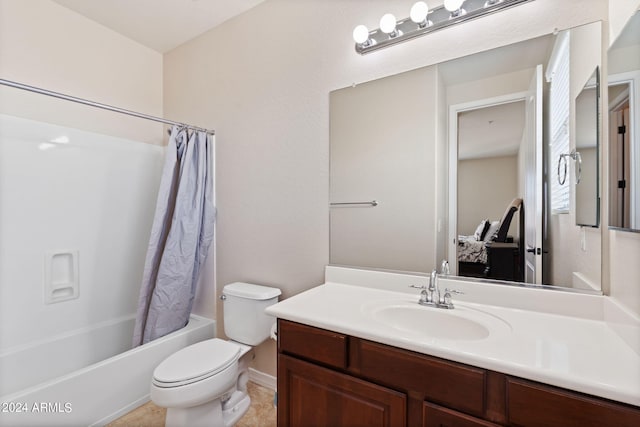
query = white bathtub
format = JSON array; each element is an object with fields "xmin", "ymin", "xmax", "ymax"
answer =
[{"xmin": 0, "ymin": 314, "xmax": 215, "ymax": 426}]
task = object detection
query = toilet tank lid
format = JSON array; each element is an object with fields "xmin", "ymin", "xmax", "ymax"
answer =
[{"xmin": 223, "ymin": 282, "xmax": 281, "ymax": 300}]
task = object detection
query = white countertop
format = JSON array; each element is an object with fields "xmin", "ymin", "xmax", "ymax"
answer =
[{"xmin": 266, "ymin": 274, "xmax": 640, "ymax": 407}]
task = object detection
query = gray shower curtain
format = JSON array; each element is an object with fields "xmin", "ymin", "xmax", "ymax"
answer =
[{"xmin": 132, "ymin": 125, "xmax": 215, "ymax": 347}]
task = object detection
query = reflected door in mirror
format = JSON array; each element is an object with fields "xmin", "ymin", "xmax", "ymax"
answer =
[
  {"xmin": 609, "ymin": 88, "xmax": 631, "ymax": 228},
  {"xmin": 608, "ymin": 11, "xmax": 640, "ymax": 232}
]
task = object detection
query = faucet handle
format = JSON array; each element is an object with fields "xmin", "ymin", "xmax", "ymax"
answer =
[
  {"xmin": 439, "ymin": 288, "xmax": 463, "ymax": 309},
  {"xmin": 410, "ymin": 284, "xmax": 429, "ymax": 304}
]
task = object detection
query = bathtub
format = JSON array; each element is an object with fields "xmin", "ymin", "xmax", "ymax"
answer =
[{"xmin": 0, "ymin": 314, "xmax": 215, "ymax": 426}]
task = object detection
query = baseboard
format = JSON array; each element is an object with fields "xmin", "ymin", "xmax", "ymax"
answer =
[{"xmin": 249, "ymin": 368, "xmax": 277, "ymax": 391}]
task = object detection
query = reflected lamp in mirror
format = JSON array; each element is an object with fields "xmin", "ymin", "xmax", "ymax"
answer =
[
  {"xmin": 608, "ymin": 11, "xmax": 640, "ymax": 232},
  {"xmin": 352, "ymin": 0, "xmax": 535, "ymax": 55}
]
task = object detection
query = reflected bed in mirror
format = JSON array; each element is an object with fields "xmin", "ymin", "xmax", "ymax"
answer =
[
  {"xmin": 329, "ymin": 21, "xmax": 602, "ymax": 293},
  {"xmin": 608, "ymin": 10, "xmax": 640, "ymax": 232}
]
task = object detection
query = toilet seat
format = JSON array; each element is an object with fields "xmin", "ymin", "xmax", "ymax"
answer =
[{"xmin": 152, "ymin": 339, "xmax": 240, "ymax": 388}]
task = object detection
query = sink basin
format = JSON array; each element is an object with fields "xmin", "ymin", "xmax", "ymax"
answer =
[{"xmin": 362, "ymin": 300, "xmax": 511, "ymax": 342}]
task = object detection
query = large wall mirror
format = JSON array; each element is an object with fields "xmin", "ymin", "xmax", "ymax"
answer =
[
  {"xmin": 608, "ymin": 11, "xmax": 640, "ymax": 232},
  {"xmin": 330, "ymin": 21, "xmax": 602, "ymax": 293}
]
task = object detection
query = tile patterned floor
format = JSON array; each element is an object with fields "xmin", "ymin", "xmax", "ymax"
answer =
[{"xmin": 107, "ymin": 382, "xmax": 276, "ymax": 427}]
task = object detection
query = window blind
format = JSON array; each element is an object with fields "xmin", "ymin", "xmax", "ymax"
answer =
[{"xmin": 547, "ymin": 32, "xmax": 571, "ymax": 214}]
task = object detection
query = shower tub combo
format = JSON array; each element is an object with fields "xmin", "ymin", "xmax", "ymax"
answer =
[
  {"xmin": 0, "ymin": 315, "xmax": 214, "ymax": 426},
  {"xmin": 0, "ymin": 82, "xmax": 217, "ymax": 426}
]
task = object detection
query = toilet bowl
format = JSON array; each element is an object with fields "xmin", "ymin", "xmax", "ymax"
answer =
[{"xmin": 150, "ymin": 282, "xmax": 281, "ymax": 427}]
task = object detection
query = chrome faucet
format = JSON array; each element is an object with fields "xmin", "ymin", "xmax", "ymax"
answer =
[
  {"xmin": 429, "ymin": 269, "xmax": 439, "ymax": 305},
  {"xmin": 441, "ymin": 260, "xmax": 450, "ymax": 276},
  {"xmin": 415, "ymin": 269, "xmax": 440, "ymax": 307},
  {"xmin": 413, "ymin": 261, "xmax": 463, "ymax": 309}
]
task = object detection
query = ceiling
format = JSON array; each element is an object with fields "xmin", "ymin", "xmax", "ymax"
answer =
[
  {"xmin": 458, "ymin": 101, "xmax": 526, "ymax": 160},
  {"xmin": 52, "ymin": 0, "xmax": 266, "ymax": 53}
]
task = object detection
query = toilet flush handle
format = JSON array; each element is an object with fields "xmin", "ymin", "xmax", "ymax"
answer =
[{"xmin": 220, "ymin": 294, "xmax": 226, "ymax": 300}]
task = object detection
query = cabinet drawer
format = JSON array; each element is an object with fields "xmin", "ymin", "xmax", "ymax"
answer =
[
  {"xmin": 506, "ymin": 377, "xmax": 640, "ymax": 427},
  {"xmin": 424, "ymin": 402, "xmax": 500, "ymax": 427},
  {"xmin": 352, "ymin": 339, "xmax": 486, "ymax": 418},
  {"xmin": 278, "ymin": 320, "xmax": 348, "ymax": 370}
]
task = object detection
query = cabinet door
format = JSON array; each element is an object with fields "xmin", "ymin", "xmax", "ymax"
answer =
[
  {"xmin": 424, "ymin": 402, "xmax": 501, "ymax": 427},
  {"xmin": 278, "ymin": 354, "xmax": 406, "ymax": 427},
  {"xmin": 506, "ymin": 377, "xmax": 640, "ymax": 427}
]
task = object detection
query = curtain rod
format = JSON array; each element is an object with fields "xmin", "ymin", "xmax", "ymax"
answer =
[{"xmin": 0, "ymin": 78, "xmax": 215, "ymax": 135}]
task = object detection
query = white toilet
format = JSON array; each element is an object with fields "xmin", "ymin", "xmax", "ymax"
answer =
[{"xmin": 150, "ymin": 282, "xmax": 281, "ymax": 427}]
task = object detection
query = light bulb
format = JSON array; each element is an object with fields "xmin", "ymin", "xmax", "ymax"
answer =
[
  {"xmin": 353, "ymin": 25, "xmax": 370, "ymax": 44},
  {"xmin": 410, "ymin": 2, "xmax": 429, "ymax": 24},
  {"xmin": 379, "ymin": 13, "xmax": 397, "ymax": 34},
  {"xmin": 444, "ymin": 0, "xmax": 465, "ymax": 12}
]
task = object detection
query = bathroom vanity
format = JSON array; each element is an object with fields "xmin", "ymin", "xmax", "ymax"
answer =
[
  {"xmin": 277, "ymin": 320, "xmax": 639, "ymax": 426},
  {"xmin": 266, "ymin": 267, "xmax": 640, "ymax": 427}
]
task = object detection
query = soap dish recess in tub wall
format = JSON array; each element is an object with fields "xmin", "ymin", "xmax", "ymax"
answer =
[{"xmin": 44, "ymin": 250, "xmax": 79, "ymax": 304}]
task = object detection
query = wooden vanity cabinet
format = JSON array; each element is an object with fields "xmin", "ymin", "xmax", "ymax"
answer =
[
  {"xmin": 505, "ymin": 378, "xmax": 640, "ymax": 427},
  {"xmin": 277, "ymin": 319, "xmax": 640, "ymax": 427},
  {"xmin": 423, "ymin": 403, "xmax": 502, "ymax": 427},
  {"xmin": 278, "ymin": 355, "xmax": 406, "ymax": 427}
]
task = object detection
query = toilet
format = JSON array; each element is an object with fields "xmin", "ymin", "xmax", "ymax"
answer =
[{"xmin": 150, "ymin": 282, "xmax": 281, "ymax": 427}]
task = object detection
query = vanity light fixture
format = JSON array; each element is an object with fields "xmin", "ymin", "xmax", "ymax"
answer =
[
  {"xmin": 410, "ymin": 1, "xmax": 431, "ymax": 28},
  {"xmin": 380, "ymin": 13, "xmax": 401, "ymax": 38},
  {"xmin": 353, "ymin": 0, "xmax": 534, "ymax": 55},
  {"xmin": 353, "ymin": 24, "xmax": 372, "ymax": 47},
  {"xmin": 444, "ymin": 0, "xmax": 466, "ymax": 17}
]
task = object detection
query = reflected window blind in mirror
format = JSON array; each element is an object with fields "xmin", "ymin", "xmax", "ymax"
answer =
[{"xmin": 547, "ymin": 31, "xmax": 571, "ymax": 213}]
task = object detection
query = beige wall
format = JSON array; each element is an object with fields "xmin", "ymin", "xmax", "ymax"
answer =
[
  {"xmin": 458, "ymin": 156, "xmax": 519, "ymax": 236},
  {"xmin": 575, "ymin": 147, "xmax": 599, "ymax": 225},
  {"xmin": 446, "ymin": 68, "xmax": 534, "ymax": 106},
  {"xmin": 436, "ymin": 69, "xmax": 449, "ymax": 265},
  {"xmin": 164, "ymin": 0, "xmax": 608, "ymax": 377},
  {"xmin": 0, "ymin": 0, "xmax": 163, "ymax": 143},
  {"xmin": 330, "ymin": 66, "xmax": 438, "ymax": 273},
  {"xmin": 609, "ymin": 0, "xmax": 640, "ymax": 44}
]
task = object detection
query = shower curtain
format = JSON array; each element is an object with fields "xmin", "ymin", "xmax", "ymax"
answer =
[{"xmin": 132, "ymin": 126, "xmax": 215, "ymax": 347}]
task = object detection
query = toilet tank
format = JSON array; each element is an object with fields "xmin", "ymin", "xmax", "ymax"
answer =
[{"xmin": 222, "ymin": 282, "xmax": 281, "ymax": 346}]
